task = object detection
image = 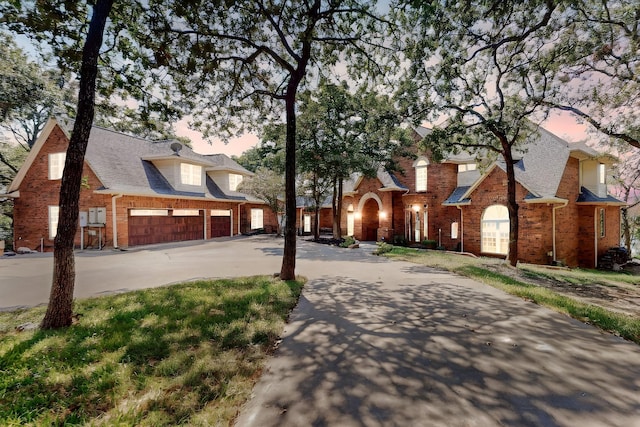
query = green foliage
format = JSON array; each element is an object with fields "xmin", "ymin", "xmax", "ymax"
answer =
[
  {"xmin": 339, "ymin": 235, "xmax": 357, "ymax": 248},
  {"xmin": 237, "ymin": 167, "xmax": 285, "ymax": 235},
  {"xmin": 421, "ymin": 239, "xmax": 436, "ymax": 249},
  {"xmin": 0, "ymin": 276, "xmax": 304, "ymax": 425},
  {"xmin": 373, "ymin": 241, "xmax": 394, "ymax": 255}
]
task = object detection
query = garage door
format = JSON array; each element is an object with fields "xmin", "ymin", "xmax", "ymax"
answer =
[
  {"xmin": 128, "ymin": 209, "xmax": 204, "ymax": 246},
  {"xmin": 211, "ymin": 209, "xmax": 232, "ymax": 238}
]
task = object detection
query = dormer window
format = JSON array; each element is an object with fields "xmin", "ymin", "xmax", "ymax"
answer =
[
  {"xmin": 49, "ymin": 152, "xmax": 66, "ymax": 180},
  {"xmin": 599, "ymin": 163, "xmax": 606, "ymax": 184},
  {"xmin": 229, "ymin": 173, "xmax": 243, "ymax": 191},
  {"xmin": 415, "ymin": 158, "xmax": 428, "ymax": 192},
  {"xmin": 180, "ymin": 163, "xmax": 202, "ymax": 186},
  {"xmin": 458, "ymin": 163, "xmax": 477, "ymax": 172}
]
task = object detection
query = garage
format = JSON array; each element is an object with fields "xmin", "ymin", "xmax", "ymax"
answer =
[
  {"xmin": 128, "ymin": 209, "xmax": 204, "ymax": 246},
  {"xmin": 210, "ymin": 209, "xmax": 232, "ymax": 238}
]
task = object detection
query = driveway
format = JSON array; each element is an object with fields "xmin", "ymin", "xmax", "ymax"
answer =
[{"xmin": 2, "ymin": 236, "xmax": 640, "ymax": 426}]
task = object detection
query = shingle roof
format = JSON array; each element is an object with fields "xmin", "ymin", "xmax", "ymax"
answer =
[
  {"xmin": 343, "ymin": 166, "xmax": 409, "ymax": 194},
  {"xmin": 56, "ymin": 120, "xmax": 255, "ymax": 201},
  {"xmin": 577, "ymin": 187, "xmax": 625, "ymax": 205},
  {"xmin": 493, "ymin": 126, "xmax": 570, "ymax": 199},
  {"xmin": 443, "ymin": 186, "xmax": 471, "ymax": 205}
]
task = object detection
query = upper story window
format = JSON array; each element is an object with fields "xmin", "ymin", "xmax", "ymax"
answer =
[
  {"xmin": 598, "ymin": 163, "xmax": 606, "ymax": 185},
  {"xmin": 48, "ymin": 152, "xmax": 66, "ymax": 180},
  {"xmin": 229, "ymin": 173, "xmax": 243, "ymax": 191},
  {"xmin": 458, "ymin": 163, "xmax": 477, "ymax": 172},
  {"xmin": 180, "ymin": 163, "xmax": 202, "ymax": 186},
  {"xmin": 415, "ymin": 158, "xmax": 428, "ymax": 192}
]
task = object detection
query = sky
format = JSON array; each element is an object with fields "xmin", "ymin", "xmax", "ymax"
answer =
[{"xmin": 178, "ymin": 110, "xmax": 593, "ymax": 158}]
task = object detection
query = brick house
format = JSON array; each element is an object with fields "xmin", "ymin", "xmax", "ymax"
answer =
[
  {"xmin": 6, "ymin": 117, "xmax": 277, "ymax": 251},
  {"xmin": 341, "ymin": 126, "xmax": 624, "ymax": 268}
]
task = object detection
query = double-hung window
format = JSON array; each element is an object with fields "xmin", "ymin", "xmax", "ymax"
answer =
[
  {"xmin": 251, "ymin": 208, "xmax": 264, "ymax": 229},
  {"xmin": 180, "ymin": 163, "xmax": 202, "ymax": 186},
  {"xmin": 415, "ymin": 159, "xmax": 428, "ymax": 192},
  {"xmin": 49, "ymin": 152, "xmax": 66, "ymax": 180}
]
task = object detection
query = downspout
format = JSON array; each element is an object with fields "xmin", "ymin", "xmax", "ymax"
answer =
[
  {"xmin": 552, "ymin": 200, "xmax": 568, "ymax": 263},
  {"xmin": 111, "ymin": 194, "xmax": 123, "ymax": 249},
  {"xmin": 456, "ymin": 205, "xmax": 464, "ymax": 253},
  {"xmin": 238, "ymin": 202, "xmax": 246, "ymax": 235},
  {"xmin": 594, "ymin": 207, "xmax": 598, "ymax": 268}
]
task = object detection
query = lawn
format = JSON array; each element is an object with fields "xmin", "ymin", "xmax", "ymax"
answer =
[
  {"xmin": 0, "ymin": 276, "xmax": 304, "ymax": 426},
  {"xmin": 377, "ymin": 244, "xmax": 640, "ymax": 345}
]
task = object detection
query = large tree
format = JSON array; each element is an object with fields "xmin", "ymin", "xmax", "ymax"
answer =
[
  {"xmin": 297, "ymin": 80, "xmax": 412, "ymax": 239},
  {"xmin": 142, "ymin": 0, "xmax": 390, "ymax": 279},
  {"xmin": 400, "ymin": 0, "xmax": 565, "ymax": 266},
  {"xmin": 539, "ymin": 0, "xmax": 640, "ymax": 150},
  {"xmin": 237, "ymin": 167, "xmax": 285, "ymax": 236}
]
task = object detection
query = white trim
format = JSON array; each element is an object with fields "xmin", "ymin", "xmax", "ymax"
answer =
[
  {"xmin": 357, "ymin": 192, "xmax": 383, "ymax": 213},
  {"xmin": 8, "ymin": 118, "xmax": 58, "ymax": 193}
]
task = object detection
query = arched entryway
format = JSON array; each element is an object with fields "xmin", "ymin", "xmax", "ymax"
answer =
[{"xmin": 361, "ymin": 198, "xmax": 380, "ymax": 241}]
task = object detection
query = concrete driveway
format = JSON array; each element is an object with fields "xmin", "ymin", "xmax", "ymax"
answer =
[{"xmin": 2, "ymin": 236, "xmax": 640, "ymax": 426}]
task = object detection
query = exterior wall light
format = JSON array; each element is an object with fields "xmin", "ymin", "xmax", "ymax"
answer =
[
  {"xmin": 379, "ymin": 211, "xmax": 387, "ymax": 219},
  {"xmin": 412, "ymin": 205, "xmax": 420, "ymax": 212}
]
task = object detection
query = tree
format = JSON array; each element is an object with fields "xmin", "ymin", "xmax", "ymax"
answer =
[
  {"xmin": 539, "ymin": 0, "xmax": 640, "ymax": 150},
  {"xmin": 237, "ymin": 167, "xmax": 285, "ymax": 236},
  {"xmin": 297, "ymin": 81, "xmax": 412, "ymax": 239},
  {"xmin": 610, "ymin": 151, "xmax": 640, "ymax": 254},
  {"xmin": 143, "ymin": 0, "xmax": 390, "ymax": 279},
  {"xmin": 400, "ymin": 0, "xmax": 564, "ymax": 266},
  {"xmin": 0, "ymin": 139, "xmax": 28, "ymax": 245}
]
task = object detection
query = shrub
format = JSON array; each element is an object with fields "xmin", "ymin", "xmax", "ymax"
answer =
[
  {"xmin": 374, "ymin": 241, "xmax": 394, "ymax": 255},
  {"xmin": 340, "ymin": 235, "xmax": 357, "ymax": 248},
  {"xmin": 421, "ymin": 239, "xmax": 437, "ymax": 249}
]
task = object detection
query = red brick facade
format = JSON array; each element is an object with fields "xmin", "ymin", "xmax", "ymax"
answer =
[
  {"xmin": 11, "ymin": 124, "xmax": 277, "ymax": 251},
  {"xmin": 338, "ymin": 148, "xmax": 621, "ymax": 269}
]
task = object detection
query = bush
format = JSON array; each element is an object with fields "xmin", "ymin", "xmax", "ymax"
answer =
[
  {"xmin": 421, "ymin": 239, "xmax": 437, "ymax": 249},
  {"xmin": 374, "ymin": 241, "xmax": 394, "ymax": 255},
  {"xmin": 339, "ymin": 235, "xmax": 357, "ymax": 248},
  {"xmin": 393, "ymin": 235, "xmax": 407, "ymax": 246}
]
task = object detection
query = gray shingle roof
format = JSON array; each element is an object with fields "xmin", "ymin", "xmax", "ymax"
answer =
[
  {"xmin": 494, "ymin": 126, "xmax": 571, "ymax": 198},
  {"xmin": 61, "ymin": 122, "xmax": 254, "ymax": 201}
]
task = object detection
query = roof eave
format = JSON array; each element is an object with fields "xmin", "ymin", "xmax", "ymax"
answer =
[{"xmin": 524, "ymin": 197, "xmax": 569, "ymax": 204}]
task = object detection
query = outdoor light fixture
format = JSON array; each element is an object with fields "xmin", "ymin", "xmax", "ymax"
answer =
[
  {"xmin": 412, "ymin": 205, "xmax": 420, "ymax": 212},
  {"xmin": 379, "ymin": 211, "xmax": 387, "ymax": 219},
  {"xmin": 355, "ymin": 211, "xmax": 362, "ymax": 219}
]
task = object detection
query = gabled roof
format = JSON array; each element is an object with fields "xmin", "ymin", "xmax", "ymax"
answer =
[
  {"xmin": 343, "ymin": 166, "xmax": 408, "ymax": 195},
  {"xmin": 577, "ymin": 187, "xmax": 625, "ymax": 206},
  {"xmin": 8, "ymin": 117, "xmax": 258, "ymax": 203}
]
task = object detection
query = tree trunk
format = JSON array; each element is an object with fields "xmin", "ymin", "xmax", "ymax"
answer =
[
  {"xmin": 280, "ymin": 90, "xmax": 297, "ymax": 280},
  {"xmin": 335, "ymin": 179, "xmax": 343, "ymax": 238},
  {"xmin": 622, "ymin": 207, "xmax": 631, "ymax": 254},
  {"xmin": 502, "ymin": 143, "xmax": 519, "ymax": 267},
  {"xmin": 313, "ymin": 173, "xmax": 320, "ymax": 241},
  {"xmin": 332, "ymin": 177, "xmax": 340, "ymax": 239},
  {"xmin": 41, "ymin": 0, "xmax": 114, "ymax": 329}
]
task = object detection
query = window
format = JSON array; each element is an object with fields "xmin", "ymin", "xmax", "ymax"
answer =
[
  {"xmin": 48, "ymin": 206, "xmax": 59, "ymax": 239},
  {"xmin": 599, "ymin": 208, "xmax": 605, "ymax": 238},
  {"xmin": 451, "ymin": 222, "xmax": 459, "ymax": 239},
  {"xmin": 458, "ymin": 163, "xmax": 477, "ymax": 172},
  {"xmin": 49, "ymin": 152, "xmax": 66, "ymax": 180},
  {"xmin": 130, "ymin": 209, "xmax": 169, "ymax": 216},
  {"xmin": 415, "ymin": 159, "xmax": 428, "ymax": 192},
  {"xmin": 180, "ymin": 163, "xmax": 202, "ymax": 186},
  {"xmin": 481, "ymin": 205, "xmax": 509, "ymax": 255},
  {"xmin": 229, "ymin": 174, "xmax": 243, "ymax": 191},
  {"xmin": 599, "ymin": 163, "xmax": 606, "ymax": 185},
  {"xmin": 251, "ymin": 208, "xmax": 263, "ymax": 229},
  {"xmin": 173, "ymin": 209, "xmax": 200, "ymax": 216},
  {"xmin": 304, "ymin": 214, "xmax": 311, "ymax": 233}
]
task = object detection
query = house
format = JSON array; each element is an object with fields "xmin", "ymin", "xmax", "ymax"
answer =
[
  {"xmin": 6, "ymin": 117, "xmax": 277, "ymax": 251},
  {"xmin": 340, "ymin": 125, "xmax": 624, "ymax": 268}
]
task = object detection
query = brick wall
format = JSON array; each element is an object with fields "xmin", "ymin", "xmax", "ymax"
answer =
[{"xmin": 13, "ymin": 124, "xmax": 278, "ymax": 251}]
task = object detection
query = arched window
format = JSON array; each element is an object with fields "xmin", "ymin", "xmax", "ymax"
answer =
[
  {"xmin": 481, "ymin": 205, "xmax": 509, "ymax": 255},
  {"xmin": 414, "ymin": 158, "xmax": 428, "ymax": 192}
]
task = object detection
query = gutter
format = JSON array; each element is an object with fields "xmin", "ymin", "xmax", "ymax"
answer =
[{"xmin": 112, "ymin": 194, "xmax": 123, "ymax": 248}]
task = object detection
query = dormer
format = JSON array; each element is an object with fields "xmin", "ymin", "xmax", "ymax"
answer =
[
  {"xmin": 204, "ymin": 154, "xmax": 253, "ymax": 193},
  {"xmin": 570, "ymin": 143, "xmax": 616, "ymax": 199},
  {"xmin": 142, "ymin": 143, "xmax": 208, "ymax": 193}
]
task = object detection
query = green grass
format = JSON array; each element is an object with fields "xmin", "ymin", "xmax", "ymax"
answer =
[
  {"xmin": 382, "ymin": 247, "xmax": 640, "ymax": 345},
  {"xmin": 0, "ymin": 276, "xmax": 304, "ymax": 426}
]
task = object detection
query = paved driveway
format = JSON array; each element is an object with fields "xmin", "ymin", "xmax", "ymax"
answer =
[{"xmin": 2, "ymin": 236, "xmax": 640, "ymax": 426}]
